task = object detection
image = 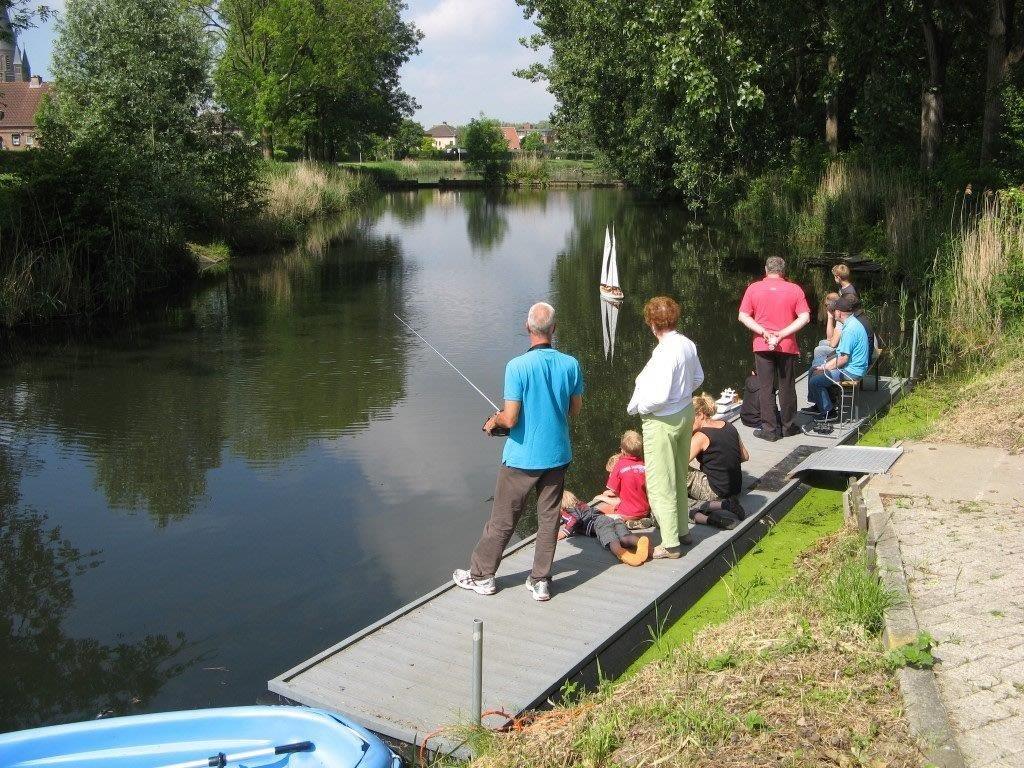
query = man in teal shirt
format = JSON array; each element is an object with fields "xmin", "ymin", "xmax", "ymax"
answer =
[
  {"xmin": 803, "ymin": 295, "xmax": 869, "ymax": 430},
  {"xmin": 453, "ymin": 302, "xmax": 584, "ymax": 602}
]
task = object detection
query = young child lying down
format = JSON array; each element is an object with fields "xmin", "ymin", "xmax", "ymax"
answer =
[{"xmin": 558, "ymin": 491, "xmax": 650, "ymax": 566}]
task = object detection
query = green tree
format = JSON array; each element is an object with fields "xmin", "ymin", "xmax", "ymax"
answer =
[
  {"xmin": 395, "ymin": 118, "xmax": 426, "ymax": 158},
  {"xmin": 521, "ymin": 131, "xmax": 546, "ymax": 153},
  {"xmin": 463, "ymin": 118, "xmax": 511, "ymax": 183},
  {"xmin": 0, "ymin": 1, "xmax": 54, "ymax": 38},
  {"xmin": 35, "ymin": 0, "xmax": 261, "ymax": 309},
  {"xmin": 211, "ymin": 0, "xmax": 421, "ymax": 160},
  {"xmin": 516, "ymin": 0, "xmax": 1000, "ymax": 196}
]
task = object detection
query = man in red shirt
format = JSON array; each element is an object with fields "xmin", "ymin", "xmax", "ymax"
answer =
[{"xmin": 737, "ymin": 257, "xmax": 811, "ymax": 441}]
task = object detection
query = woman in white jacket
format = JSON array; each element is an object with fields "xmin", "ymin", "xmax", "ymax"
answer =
[{"xmin": 627, "ymin": 296, "xmax": 705, "ymax": 559}]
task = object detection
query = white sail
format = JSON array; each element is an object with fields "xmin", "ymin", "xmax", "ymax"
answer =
[
  {"xmin": 601, "ymin": 226, "xmax": 612, "ymax": 284},
  {"xmin": 606, "ymin": 226, "xmax": 620, "ymax": 288}
]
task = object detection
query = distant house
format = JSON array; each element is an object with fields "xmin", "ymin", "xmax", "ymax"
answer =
[
  {"xmin": 515, "ymin": 123, "xmax": 556, "ymax": 145},
  {"xmin": 501, "ymin": 125, "xmax": 521, "ymax": 151},
  {"xmin": 426, "ymin": 123, "xmax": 457, "ymax": 150},
  {"xmin": 0, "ymin": 76, "xmax": 49, "ymax": 151}
]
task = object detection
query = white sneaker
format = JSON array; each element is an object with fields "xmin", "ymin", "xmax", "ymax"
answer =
[
  {"xmin": 453, "ymin": 568, "xmax": 496, "ymax": 595},
  {"xmin": 525, "ymin": 576, "xmax": 551, "ymax": 601}
]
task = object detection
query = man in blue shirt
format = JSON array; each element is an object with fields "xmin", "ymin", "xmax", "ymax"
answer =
[
  {"xmin": 453, "ymin": 302, "xmax": 584, "ymax": 602},
  {"xmin": 802, "ymin": 295, "xmax": 870, "ymax": 431}
]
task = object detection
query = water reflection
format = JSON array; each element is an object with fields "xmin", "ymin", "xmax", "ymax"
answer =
[
  {"xmin": 0, "ymin": 444, "xmax": 190, "ymax": 731},
  {"xmin": 1, "ymin": 188, "xmax": 776, "ymax": 727},
  {"xmin": 464, "ymin": 191, "xmax": 510, "ymax": 255},
  {"xmin": 601, "ymin": 299, "xmax": 620, "ymax": 363},
  {"xmin": 2, "ymin": 227, "xmax": 407, "ymax": 524}
]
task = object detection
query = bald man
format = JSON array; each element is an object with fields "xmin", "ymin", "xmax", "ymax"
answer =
[{"xmin": 453, "ymin": 302, "xmax": 584, "ymax": 602}]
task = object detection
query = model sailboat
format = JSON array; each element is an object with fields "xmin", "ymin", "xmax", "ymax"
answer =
[{"xmin": 599, "ymin": 226, "xmax": 623, "ymax": 301}]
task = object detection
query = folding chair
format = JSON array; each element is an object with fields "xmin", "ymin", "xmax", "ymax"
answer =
[{"xmin": 813, "ymin": 369, "xmax": 861, "ymax": 433}]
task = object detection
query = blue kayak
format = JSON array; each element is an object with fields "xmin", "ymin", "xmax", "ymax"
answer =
[{"xmin": 0, "ymin": 706, "xmax": 402, "ymax": 768}]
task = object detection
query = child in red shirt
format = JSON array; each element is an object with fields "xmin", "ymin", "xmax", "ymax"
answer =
[{"xmin": 592, "ymin": 431, "xmax": 651, "ymax": 525}]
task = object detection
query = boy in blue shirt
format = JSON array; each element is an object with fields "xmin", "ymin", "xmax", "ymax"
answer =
[
  {"xmin": 802, "ymin": 295, "xmax": 869, "ymax": 430},
  {"xmin": 453, "ymin": 303, "xmax": 584, "ymax": 602}
]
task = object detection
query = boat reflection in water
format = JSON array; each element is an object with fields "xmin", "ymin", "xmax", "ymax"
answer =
[{"xmin": 601, "ymin": 297, "xmax": 620, "ymax": 364}]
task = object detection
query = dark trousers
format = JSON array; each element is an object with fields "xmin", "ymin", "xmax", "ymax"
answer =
[
  {"xmin": 470, "ymin": 464, "xmax": 567, "ymax": 581},
  {"xmin": 754, "ymin": 351, "xmax": 797, "ymax": 434}
]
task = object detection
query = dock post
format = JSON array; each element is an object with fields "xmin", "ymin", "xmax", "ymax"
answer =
[
  {"xmin": 909, "ymin": 316, "xmax": 919, "ymax": 380},
  {"xmin": 472, "ymin": 619, "xmax": 483, "ymax": 726}
]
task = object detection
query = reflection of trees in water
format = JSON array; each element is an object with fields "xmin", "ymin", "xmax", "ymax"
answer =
[
  {"xmin": 222, "ymin": 232, "xmax": 407, "ymax": 464},
  {"xmin": 463, "ymin": 191, "xmax": 510, "ymax": 255},
  {"xmin": 3, "ymin": 225, "xmax": 408, "ymax": 525},
  {"xmin": 4, "ymin": 345, "xmax": 230, "ymax": 526},
  {"xmin": 550, "ymin": 191, "xmax": 757, "ymax": 498},
  {"xmin": 0, "ymin": 447, "xmax": 191, "ymax": 730},
  {"xmin": 385, "ymin": 189, "xmax": 431, "ymax": 225}
]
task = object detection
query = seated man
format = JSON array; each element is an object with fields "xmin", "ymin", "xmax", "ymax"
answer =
[{"xmin": 801, "ymin": 294, "xmax": 870, "ymax": 429}]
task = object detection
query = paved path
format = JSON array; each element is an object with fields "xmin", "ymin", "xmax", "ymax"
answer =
[{"xmin": 870, "ymin": 443, "xmax": 1024, "ymax": 767}]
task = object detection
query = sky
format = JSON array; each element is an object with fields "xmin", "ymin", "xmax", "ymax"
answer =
[{"xmin": 16, "ymin": 0, "xmax": 557, "ymax": 129}]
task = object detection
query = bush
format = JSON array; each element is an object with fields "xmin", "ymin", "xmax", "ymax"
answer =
[
  {"xmin": 508, "ymin": 154, "xmax": 548, "ymax": 184},
  {"xmin": 463, "ymin": 118, "xmax": 511, "ymax": 184},
  {"xmin": 263, "ymin": 162, "xmax": 377, "ymax": 233}
]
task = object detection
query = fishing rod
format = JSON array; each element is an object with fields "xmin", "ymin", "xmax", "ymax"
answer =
[{"xmin": 394, "ymin": 313, "xmax": 509, "ymax": 435}]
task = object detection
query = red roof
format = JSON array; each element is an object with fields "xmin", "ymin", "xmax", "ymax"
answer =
[
  {"xmin": 501, "ymin": 125, "xmax": 520, "ymax": 150},
  {"xmin": 0, "ymin": 80, "xmax": 50, "ymax": 129}
]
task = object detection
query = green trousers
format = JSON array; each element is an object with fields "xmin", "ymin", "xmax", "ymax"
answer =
[{"xmin": 641, "ymin": 405, "xmax": 694, "ymax": 549}]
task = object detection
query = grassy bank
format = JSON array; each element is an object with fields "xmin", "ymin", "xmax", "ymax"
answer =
[
  {"xmin": 341, "ymin": 157, "xmax": 617, "ymax": 186},
  {"xmin": 260, "ymin": 162, "xmax": 378, "ymax": 239},
  {"xmin": 467, "ymin": 528, "xmax": 918, "ymax": 767},
  {"xmin": 450, "ymin": 380, "xmax": 972, "ymax": 767},
  {"xmin": 625, "ymin": 381, "xmax": 951, "ymax": 674}
]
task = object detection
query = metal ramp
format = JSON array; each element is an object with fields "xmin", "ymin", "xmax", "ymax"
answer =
[{"xmin": 788, "ymin": 445, "xmax": 904, "ymax": 479}]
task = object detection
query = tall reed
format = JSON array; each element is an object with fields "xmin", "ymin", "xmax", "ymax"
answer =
[
  {"xmin": 794, "ymin": 160, "xmax": 935, "ymax": 276},
  {"xmin": 508, "ymin": 153, "xmax": 549, "ymax": 184},
  {"xmin": 264, "ymin": 162, "xmax": 377, "ymax": 227},
  {"xmin": 929, "ymin": 191, "xmax": 1024, "ymax": 368}
]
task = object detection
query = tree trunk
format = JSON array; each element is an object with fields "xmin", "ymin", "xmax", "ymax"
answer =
[
  {"xmin": 981, "ymin": 0, "xmax": 1016, "ymax": 166},
  {"xmin": 260, "ymin": 125, "xmax": 274, "ymax": 160},
  {"xmin": 921, "ymin": 2, "xmax": 947, "ymax": 171},
  {"xmin": 826, "ymin": 53, "xmax": 840, "ymax": 155}
]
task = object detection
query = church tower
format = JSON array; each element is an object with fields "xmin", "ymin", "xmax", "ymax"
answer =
[{"xmin": 0, "ymin": 7, "xmax": 30, "ymax": 82}]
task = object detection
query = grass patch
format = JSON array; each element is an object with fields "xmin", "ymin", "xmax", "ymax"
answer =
[
  {"xmin": 464, "ymin": 530, "xmax": 922, "ymax": 767},
  {"xmin": 626, "ymin": 487, "xmax": 844, "ymax": 672},
  {"xmin": 263, "ymin": 162, "xmax": 377, "ymax": 235},
  {"xmin": 187, "ymin": 241, "xmax": 231, "ymax": 277}
]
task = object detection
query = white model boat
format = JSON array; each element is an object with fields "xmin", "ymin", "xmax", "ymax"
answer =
[{"xmin": 599, "ymin": 226, "xmax": 623, "ymax": 301}]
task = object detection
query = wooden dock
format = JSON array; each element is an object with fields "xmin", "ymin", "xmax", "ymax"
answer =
[{"xmin": 269, "ymin": 374, "xmax": 907, "ymax": 753}]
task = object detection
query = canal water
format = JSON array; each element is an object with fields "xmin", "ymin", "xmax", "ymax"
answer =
[{"xmin": 1, "ymin": 188, "xmax": 776, "ymax": 731}]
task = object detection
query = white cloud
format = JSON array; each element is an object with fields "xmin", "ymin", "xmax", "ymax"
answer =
[{"xmin": 413, "ymin": 0, "xmax": 509, "ymax": 42}]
